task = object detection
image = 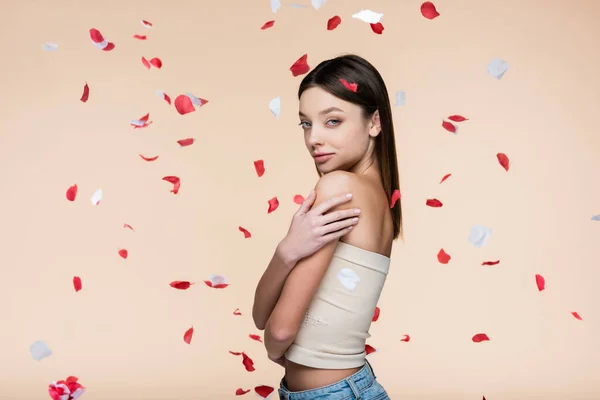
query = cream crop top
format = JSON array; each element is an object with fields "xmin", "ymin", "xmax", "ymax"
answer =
[{"xmin": 284, "ymin": 241, "xmax": 391, "ymax": 369}]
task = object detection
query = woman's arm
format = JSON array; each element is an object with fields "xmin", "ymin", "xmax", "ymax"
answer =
[
  {"xmin": 264, "ymin": 171, "xmax": 357, "ymax": 359},
  {"xmin": 252, "ymin": 242, "xmax": 297, "ymax": 331}
]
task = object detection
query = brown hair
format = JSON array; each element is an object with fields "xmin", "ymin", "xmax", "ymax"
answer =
[{"xmin": 298, "ymin": 54, "xmax": 402, "ymax": 239}]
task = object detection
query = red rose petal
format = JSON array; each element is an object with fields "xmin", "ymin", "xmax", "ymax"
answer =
[
  {"xmin": 400, "ymin": 334, "xmax": 410, "ymax": 342},
  {"xmin": 267, "ymin": 197, "xmax": 279, "ymax": 213},
  {"xmin": 174, "ymin": 94, "xmax": 195, "ymax": 115},
  {"xmin": 249, "ymin": 334, "xmax": 262, "ymax": 342},
  {"xmin": 370, "ymin": 22, "xmax": 384, "ymax": 34},
  {"xmin": 339, "ymin": 78, "xmax": 358, "ymax": 92},
  {"xmin": 293, "ymin": 194, "xmax": 304, "ymax": 205},
  {"xmin": 242, "ymin": 352, "xmax": 255, "ymax": 372},
  {"xmin": 571, "ymin": 311, "xmax": 583, "ymax": 320},
  {"xmin": 261, "ymin": 20, "xmax": 275, "ymax": 30},
  {"xmin": 442, "ymin": 120, "xmax": 457, "ymax": 133},
  {"xmin": 118, "ymin": 249, "xmax": 128, "ymax": 259},
  {"xmin": 365, "ymin": 344, "xmax": 376, "ymax": 355},
  {"xmin": 254, "ymin": 385, "xmax": 274, "ymax": 399},
  {"xmin": 390, "ymin": 189, "xmax": 401, "ymax": 208},
  {"xmin": 254, "ymin": 160, "xmax": 265, "ymax": 177},
  {"xmin": 497, "ymin": 153, "xmax": 510, "ymax": 171},
  {"xmin": 80, "ymin": 83, "xmax": 89, "ymax": 103},
  {"xmin": 426, "ymin": 198, "xmax": 443, "ymax": 207},
  {"xmin": 139, "ymin": 154, "xmax": 159, "ymax": 161},
  {"xmin": 183, "ymin": 326, "xmax": 194, "ymax": 344},
  {"xmin": 290, "ymin": 54, "xmax": 310, "ymax": 77},
  {"xmin": 448, "ymin": 115, "xmax": 468, "ymax": 122},
  {"xmin": 437, "ymin": 248, "xmax": 451, "ymax": 264},
  {"xmin": 238, "ymin": 226, "xmax": 251, "ymax": 238},
  {"xmin": 236, "ymin": 388, "xmax": 250, "ymax": 395},
  {"xmin": 149, "ymin": 57, "xmax": 162, "ymax": 68},
  {"xmin": 133, "ymin": 34, "xmax": 147, "ymax": 40},
  {"xmin": 233, "ymin": 308, "xmax": 242, "ymax": 315},
  {"xmin": 327, "ymin": 15, "xmax": 341, "ymax": 30},
  {"xmin": 177, "ymin": 138, "xmax": 195, "ymax": 147},
  {"xmin": 162, "ymin": 176, "xmax": 181, "ymax": 194},
  {"xmin": 472, "ymin": 333, "xmax": 489, "ymax": 343},
  {"xmin": 170, "ymin": 281, "xmax": 193, "ymax": 290},
  {"xmin": 420, "ymin": 2, "xmax": 440, "ymax": 19},
  {"xmin": 73, "ymin": 276, "xmax": 82, "ymax": 292},
  {"xmin": 372, "ymin": 306, "xmax": 380, "ymax": 322},
  {"xmin": 535, "ymin": 274, "xmax": 545, "ymax": 291},
  {"xmin": 481, "ymin": 260, "xmax": 500, "ymax": 266},
  {"xmin": 66, "ymin": 184, "xmax": 78, "ymax": 201},
  {"xmin": 140, "ymin": 20, "xmax": 153, "ymax": 28},
  {"xmin": 141, "ymin": 57, "xmax": 151, "ymax": 69},
  {"xmin": 123, "ymin": 223, "xmax": 134, "ymax": 231},
  {"xmin": 440, "ymin": 173, "xmax": 451, "ymax": 184}
]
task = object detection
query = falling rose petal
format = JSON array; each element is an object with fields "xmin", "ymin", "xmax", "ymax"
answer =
[
  {"xmin": 267, "ymin": 197, "xmax": 279, "ymax": 213},
  {"xmin": 372, "ymin": 306, "xmax": 380, "ymax": 322},
  {"xmin": 472, "ymin": 333, "xmax": 490, "ymax": 343},
  {"xmin": 30, "ymin": 340, "xmax": 52, "ymax": 361},
  {"xmin": 80, "ymin": 83, "xmax": 89, "ymax": 103},
  {"xmin": 140, "ymin": 20, "xmax": 153, "ymax": 28},
  {"xmin": 130, "ymin": 113, "xmax": 152, "ymax": 128},
  {"xmin": 183, "ymin": 326, "xmax": 194, "ymax": 344},
  {"xmin": 311, "ymin": 0, "xmax": 326, "ymax": 9},
  {"xmin": 141, "ymin": 57, "xmax": 151, "ymax": 69},
  {"xmin": 42, "ymin": 42, "xmax": 58, "ymax": 51},
  {"xmin": 118, "ymin": 249, "xmax": 128, "ymax": 259},
  {"xmin": 497, "ymin": 153, "xmax": 510, "ymax": 171},
  {"xmin": 241, "ymin": 352, "xmax": 255, "ymax": 372},
  {"xmin": 327, "ymin": 16, "xmax": 342, "ymax": 30},
  {"xmin": 293, "ymin": 194, "xmax": 304, "ymax": 205},
  {"xmin": 177, "ymin": 138, "xmax": 195, "ymax": 147},
  {"xmin": 174, "ymin": 94, "xmax": 195, "ymax": 115},
  {"xmin": 364, "ymin": 344, "xmax": 377, "ymax": 356},
  {"xmin": 448, "ymin": 115, "xmax": 468, "ymax": 122},
  {"xmin": 90, "ymin": 188, "xmax": 102, "ymax": 205},
  {"xmin": 571, "ymin": 311, "xmax": 583, "ymax": 320},
  {"xmin": 420, "ymin": 2, "xmax": 440, "ymax": 19},
  {"xmin": 66, "ymin": 184, "xmax": 78, "ymax": 201},
  {"xmin": 290, "ymin": 54, "xmax": 310, "ymax": 77},
  {"xmin": 249, "ymin": 334, "xmax": 262, "ymax": 342},
  {"xmin": 89, "ymin": 28, "xmax": 115, "ymax": 51},
  {"xmin": 400, "ymin": 334, "xmax": 410, "ymax": 342},
  {"xmin": 254, "ymin": 385, "xmax": 274, "ymax": 399},
  {"xmin": 73, "ymin": 276, "xmax": 82, "ymax": 292},
  {"xmin": 535, "ymin": 274, "xmax": 545, "ymax": 291},
  {"xmin": 236, "ymin": 388, "xmax": 250, "ymax": 395},
  {"xmin": 370, "ymin": 23, "xmax": 384, "ymax": 34},
  {"xmin": 204, "ymin": 274, "xmax": 228, "ymax": 289},
  {"xmin": 156, "ymin": 90, "xmax": 171, "ymax": 104},
  {"xmin": 162, "ymin": 176, "xmax": 181, "ymax": 194},
  {"xmin": 269, "ymin": 96, "xmax": 281, "ymax": 119},
  {"xmin": 186, "ymin": 93, "xmax": 208, "ymax": 107},
  {"xmin": 487, "ymin": 58, "xmax": 509, "ymax": 79},
  {"xmin": 233, "ymin": 308, "xmax": 242, "ymax": 315},
  {"xmin": 395, "ymin": 91, "xmax": 406, "ymax": 106},
  {"xmin": 261, "ymin": 20, "xmax": 275, "ymax": 30},
  {"xmin": 123, "ymin": 223, "xmax": 134, "ymax": 230},
  {"xmin": 170, "ymin": 281, "xmax": 194, "ymax": 290},
  {"xmin": 254, "ymin": 160, "xmax": 265, "ymax": 177},
  {"xmin": 229, "ymin": 351, "xmax": 242, "ymax": 356},
  {"xmin": 437, "ymin": 248, "xmax": 451, "ymax": 264},
  {"xmin": 139, "ymin": 154, "xmax": 159, "ymax": 161},
  {"xmin": 48, "ymin": 376, "xmax": 85, "ymax": 400},
  {"xmin": 468, "ymin": 225, "xmax": 492, "ymax": 248},
  {"xmin": 481, "ymin": 260, "xmax": 500, "ymax": 266},
  {"xmin": 440, "ymin": 173, "xmax": 451, "ymax": 184},
  {"xmin": 425, "ymin": 198, "xmax": 443, "ymax": 207},
  {"xmin": 340, "ymin": 78, "xmax": 358, "ymax": 92},
  {"xmin": 390, "ymin": 189, "xmax": 401, "ymax": 208},
  {"xmin": 352, "ymin": 10, "xmax": 384, "ymax": 24},
  {"xmin": 338, "ymin": 268, "xmax": 360, "ymax": 291},
  {"xmin": 442, "ymin": 120, "xmax": 458, "ymax": 134},
  {"xmin": 149, "ymin": 57, "xmax": 162, "ymax": 68},
  {"xmin": 132, "ymin": 34, "xmax": 147, "ymax": 40},
  {"xmin": 238, "ymin": 226, "xmax": 252, "ymax": 238},
  {"xmin": 591, "ymin": 215, "xmax": 600, "ymax": 221},
  {"xmin": 271, "ymin": 0, "xmax": 281, "ymax": 13}
]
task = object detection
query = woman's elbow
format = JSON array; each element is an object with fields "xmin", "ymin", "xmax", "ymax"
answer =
[{"xmin": 252, "ymin": 309, "xmax": 266, "ymax": 331}]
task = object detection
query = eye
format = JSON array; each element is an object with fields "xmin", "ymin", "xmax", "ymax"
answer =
[
  {"xmin": 298, "ymin": 121, "xmax": 311, "ymax": 129},
  {"xmin": 326, "ymin": 119, "xmax": 341, "ymax": 126}
]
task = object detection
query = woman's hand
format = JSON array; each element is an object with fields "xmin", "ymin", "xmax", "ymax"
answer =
[{"xmin": 278, "ymin": 190, "xmax": 360, "ymax": 266}]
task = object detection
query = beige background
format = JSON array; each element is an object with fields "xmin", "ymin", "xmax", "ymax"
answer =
[{"xmin": 1, "ymin": 0, "xmax": 599, "ymax": 399}]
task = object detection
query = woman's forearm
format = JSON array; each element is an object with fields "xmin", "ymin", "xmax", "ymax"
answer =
[{"xmin": 252, "ymin": 241, "xmax": 297, "ymax": 330}]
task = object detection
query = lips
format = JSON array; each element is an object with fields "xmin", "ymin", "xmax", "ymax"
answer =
[{"xmin": 313, "ymin": 153, "xmax": 334, "ymax": 163}]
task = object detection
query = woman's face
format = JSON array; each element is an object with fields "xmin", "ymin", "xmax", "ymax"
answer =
[{"xmin": 298, "ymin": 86, "xmax": 381, "ymax": 174}]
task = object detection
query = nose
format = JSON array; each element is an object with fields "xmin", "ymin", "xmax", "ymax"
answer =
[{"xmin": 307, "ymin": 126, "xmax": 325, "ymax": 147}]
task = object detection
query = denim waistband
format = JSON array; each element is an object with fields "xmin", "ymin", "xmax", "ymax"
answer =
[{"xmin": 278, "ymin": 360, "xmax": 376, "ymax": 400}]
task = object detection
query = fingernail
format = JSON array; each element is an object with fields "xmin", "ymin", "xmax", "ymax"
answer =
[
  {"xmin": 352, "ymin": 217, "xmax": 359, "ymax": 222},
  {"xmin": 354, "ymin": 209, "xmax": 361, "ymax": 214},
  {"xmin": 346, "ymin": 193, "xmax": 352, "ymax": 198}
]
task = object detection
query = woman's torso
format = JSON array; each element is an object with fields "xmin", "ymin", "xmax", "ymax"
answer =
[{"xmin": 284, "ymin": 174, "xmax": 394, "ymax": 391}]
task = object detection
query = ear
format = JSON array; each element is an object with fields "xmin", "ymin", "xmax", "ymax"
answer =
[{"xmin": 368, "ymin": 110, "xmax": 382, "ymax": 138}]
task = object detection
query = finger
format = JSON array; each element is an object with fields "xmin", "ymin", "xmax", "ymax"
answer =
[
  {"xmin": 296, "ymin": 190, "xmax": 316, "ymax": 214},
  {"xmin": 320, "ymin": 208, "xmax": 361, "ymax": 225},
  {"xmin": 313, "ymin": 193, "xmax": 353, "ymax": 216},
  {"xmin": 320, "ymin": 224, "xmax": 355, "ymax": 243},
  {"xmin": 319, "ymin": 217, "xmax": 359, "ymax": 235}
]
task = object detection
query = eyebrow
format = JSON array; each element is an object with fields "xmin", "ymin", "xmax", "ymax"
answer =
[{"xmin": 298, "ymin": 106, "xmax": 344, "ymax": 118}]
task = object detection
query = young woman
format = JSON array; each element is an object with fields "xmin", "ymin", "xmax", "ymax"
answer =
[{"xmin": 252, "ymin": 54, "xmax": 401, "ymax": 400}]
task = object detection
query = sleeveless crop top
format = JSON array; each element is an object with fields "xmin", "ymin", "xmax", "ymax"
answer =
[{"xmin": 284, "ymin": 241, "xmax": 391, "ymax": 369}]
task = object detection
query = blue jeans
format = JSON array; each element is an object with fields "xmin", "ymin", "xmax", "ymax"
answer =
[{"xmin": 278, "ymin": 360, "xmax": 390, "ymax": 400}]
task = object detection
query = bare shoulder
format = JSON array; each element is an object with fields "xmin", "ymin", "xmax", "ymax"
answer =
[{"xmin": 313, "ymin": 171, "xmax": 375, "ymax": 210}]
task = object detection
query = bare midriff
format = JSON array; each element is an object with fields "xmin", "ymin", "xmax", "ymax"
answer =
[{"xmin": 283, "ymin": 359, "xmax": 362, "ymax": 391}]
